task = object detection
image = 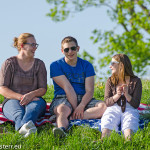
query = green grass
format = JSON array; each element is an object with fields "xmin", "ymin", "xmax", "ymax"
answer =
[{"xmin": 0, "ymin": 80, "xmax": 150, "ymax": 150}]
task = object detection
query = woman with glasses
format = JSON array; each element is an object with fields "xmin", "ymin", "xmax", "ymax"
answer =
[
  {"xmin": 101, "ymin": 54, "xmax": 142, "ymax": 140},
  {"xmin": 0, "ymin": 33, "xmax": 47, "ymax": 137}
]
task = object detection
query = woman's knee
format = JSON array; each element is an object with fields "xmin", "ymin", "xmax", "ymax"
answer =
[
  {"xmin": 27, "ymin": 98, "xmax": 46, "ymax": 109},
  {"xmin": 3, "ymin": 100, "xmax": 25, "ymax": 120}
]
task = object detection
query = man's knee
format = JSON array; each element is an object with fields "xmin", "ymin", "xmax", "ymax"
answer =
[
  {"xmin": 54, "ymin": 104, "xmax": 71, "ymax": 116},
  {"xmin": 96, "ymin": 101, "xmax": 106, "ymax": 108},
  {"xmin": 96, "ymin": 102, "xmax": 107, "ymax": 112}
]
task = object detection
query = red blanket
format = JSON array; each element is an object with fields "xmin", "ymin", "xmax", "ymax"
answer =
[
  {"xmin": 0, "ymin": 103, "xmax": 149, "ymax": 127},
  {"xmin": 0, "ymin": 103, "xmax": 56, "ymax": 126}
]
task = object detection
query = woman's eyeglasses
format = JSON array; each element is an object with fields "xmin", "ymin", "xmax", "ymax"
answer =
[
  {"xmin": 110, "ymin": 61, "xmax": 119, "ymax": 66},
  {"xmin": 24, "ymin": 43, "xmax": 39, "ymax": 48},
  {"xmin": 63, "ymin": 46, "xmax": 77, "ymax": 53}
]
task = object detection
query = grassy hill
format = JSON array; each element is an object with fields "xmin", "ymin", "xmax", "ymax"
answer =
[{"xmin": 0, "ymin": 80, "xmax": 149, "ymax": 150}]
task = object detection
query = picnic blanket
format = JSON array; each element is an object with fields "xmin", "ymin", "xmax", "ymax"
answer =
[{"xmin": 0, "ymin": 103, "xmax": 150, "ymax": 131}]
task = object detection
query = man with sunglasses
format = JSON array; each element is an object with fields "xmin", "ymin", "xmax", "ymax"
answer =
[{"xmin": 49, "ymin": 36, "xmax": 106, "ymax": 138}]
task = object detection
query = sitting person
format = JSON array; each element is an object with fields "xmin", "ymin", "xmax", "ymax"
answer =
[
  {"xmin": 0, "ymin": 33, "xmax": 47, "ymax": 137},
  {"xmin": 49, "ymin": 36, "xmax": 106, "ymax": 137},
  {"xmin": 101, "ymin": 54, "xmax": 142, "ymax": 140}
]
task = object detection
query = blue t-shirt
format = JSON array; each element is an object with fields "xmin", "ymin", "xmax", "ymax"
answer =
[{"xmin": 50, "ymin": 57, "xmax": 96, "ymax": 98}]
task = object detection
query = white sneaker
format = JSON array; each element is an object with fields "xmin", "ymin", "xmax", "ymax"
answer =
[
  {"xmin": 19, "ymin": 120, "xmax": 36, "ymax": 135},
  {"xmin": 24, "ymin": 127, "xmax": 37, "ymax": 138},
  {"xmin": 53, "ymin": 127, "xmax": 66, "ymax": 138}
]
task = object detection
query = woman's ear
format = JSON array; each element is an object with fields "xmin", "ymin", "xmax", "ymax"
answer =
[{"xmin": 120, "ymin": 62, "xmax": 124, "ymax": 68}]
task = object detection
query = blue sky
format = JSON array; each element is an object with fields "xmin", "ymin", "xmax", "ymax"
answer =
[{"xmin": 1, "ymin": 0, "xmax": 136, "ymax": 83}]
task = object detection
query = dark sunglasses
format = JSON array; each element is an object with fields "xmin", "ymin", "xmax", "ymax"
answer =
[
  {"xmin": 24, "ymin": 43, "xmax": 39, "ymax": 48},
  {"xmin": 63, "ymin": 46, "xmax": 77, "ymax": 53}
]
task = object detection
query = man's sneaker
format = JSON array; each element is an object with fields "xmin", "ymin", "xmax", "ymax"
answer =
[{"xmin": 53, "ymin": 127, "xmax": 66, "ymax": 138}]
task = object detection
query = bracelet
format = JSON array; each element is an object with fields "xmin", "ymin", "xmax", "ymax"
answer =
[
  {"xmin": 112, "ymin": 98, "xmax": 115, "ymax": 103},
  {"xmin": 20, "ymin": 96, "xmax": 24, "ymax": 100}
]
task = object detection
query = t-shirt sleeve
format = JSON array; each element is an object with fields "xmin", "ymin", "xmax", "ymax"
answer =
[
  {"xmin": 37, "ymin": 60, "xmax": 47, "ymax": 90},
  {"xmin": 50, "ymin": 61, "xmax": 64, "ymax": 78},
  {"xmin": 0, "ymin": 60, "xmax": 12, "ymax": 87},
  {"xmin": 85, "ymin": 62, "xmax": 96, "ymax": 78}
]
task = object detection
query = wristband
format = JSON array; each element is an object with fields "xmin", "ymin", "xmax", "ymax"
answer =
[
  {"xmin": 20, "ymin": 96, "xmax": 24, "ymax": 100},
  {"xmin": 112, "ymin": 98, "xmax": 115, "ymax": 103}
]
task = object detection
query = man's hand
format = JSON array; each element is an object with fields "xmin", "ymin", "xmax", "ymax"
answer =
[{"xmin": 72, "ymin": 103, "xmax": 85, "ymax": 119}]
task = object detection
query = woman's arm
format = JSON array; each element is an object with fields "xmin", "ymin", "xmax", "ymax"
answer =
[
  {"xmin": 0, "ymin": 86, "xmax": 22, "ymax": 100},
  {"xmin": 20, "ymin": 88, "xmax": 46, "ymax": 105},
  {"xmin": 104, "ymin": 78, "xmax": 122, "ymax": 106},
  {"xmin": 0, "ymin": 86, "xmax": 46, "ymax": 106},
  {"xmin": 0, "ymin": 59, "xmax": 22, "ymax": 100},
  {"xmin": 124, "ymin": 78, "xmax": 142, "ymax": 108}
]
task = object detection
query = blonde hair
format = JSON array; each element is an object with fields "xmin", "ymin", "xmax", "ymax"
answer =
[
  {"xmin": 13, "ymin": 33, "xmax": 34, "ymax": 51},
  {"xmin": 61, "ymin": 36, "xmax": 78, "ymax": 49},
  {"xmin": 111, "ymin": 54, "xmax": 135, "ymax": 85}
]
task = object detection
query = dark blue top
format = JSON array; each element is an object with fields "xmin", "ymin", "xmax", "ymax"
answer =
[{"xmin": 50, "ymin": 57, "xmax": 95, "ymax": 98}]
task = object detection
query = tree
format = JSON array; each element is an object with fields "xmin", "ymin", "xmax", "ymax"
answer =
[{"xmin": 46, "ymin": 0, "xmax": 150, "ymax": 76}]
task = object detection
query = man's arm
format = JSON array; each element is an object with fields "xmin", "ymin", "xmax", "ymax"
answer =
[
  {"xmin": 80, "ymin": 76, "xmax": 94, "ymax": 106},
  {"xmin": 53, "ymin": 75, "xmax": 77, "ymax": 110},
  {"xmin": 72, "ymin": 76, "xmax": 94, "ymax": 119}
]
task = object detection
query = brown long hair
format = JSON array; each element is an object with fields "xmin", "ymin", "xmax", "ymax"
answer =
[
  {"xmin": 13, "ymin": 33, "xmax": 34, "ymax": 51},
  {"xmin": 111, "ymin": 54, "xmax": 136, "ymax": 85}
]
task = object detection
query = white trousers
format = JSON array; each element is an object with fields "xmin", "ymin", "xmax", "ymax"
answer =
[{"xmin": 101, "ymin": 103, "xmax": 139, "ymax": 133}]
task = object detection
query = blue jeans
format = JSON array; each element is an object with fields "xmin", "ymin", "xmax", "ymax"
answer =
[{"xmin": 3, "ymin": 98, "xmax": 46, "ymax": 131}]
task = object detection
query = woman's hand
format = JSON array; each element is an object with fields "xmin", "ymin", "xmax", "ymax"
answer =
[
  {"xmin": 116, "ymin": 86, "xmax": 123, "ymax": 96},
  {"xmin": 20, "ymin": 93, "xmax": 39, "ymax": 105},
  {"xmin": 122, "ymin": 84, "xmax": 128, "ymax": 96},
  {"xmin": 122, "ymin": 84, "xmax": 132, "ymax": 102},
  {"xmin": 112, "ymin": 86, "xmax": 123, "ymax": 103}
]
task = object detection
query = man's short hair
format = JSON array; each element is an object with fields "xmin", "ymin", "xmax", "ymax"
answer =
[{"xmin": 61, "ymin": 36, "xmax": 78, "ymax": 49}]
